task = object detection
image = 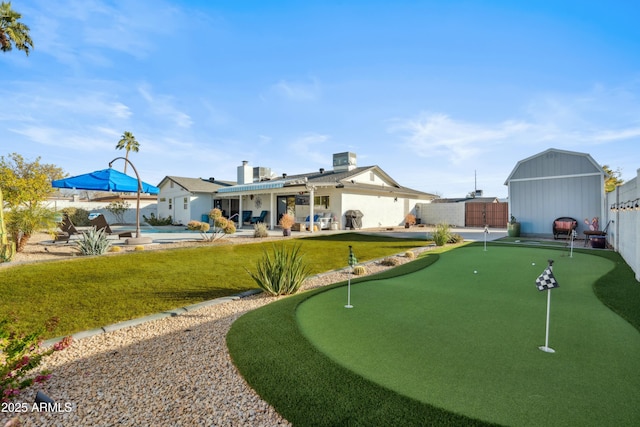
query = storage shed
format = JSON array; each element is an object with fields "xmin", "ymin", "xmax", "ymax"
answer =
[{"xmin": 504, "ymin": 148, "xmax": 608, "ymax": 237}]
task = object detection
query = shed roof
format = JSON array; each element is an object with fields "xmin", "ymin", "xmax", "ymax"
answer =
[
  {"xmin": 504, "ymin": 148, "xmax": 607, "ymax": 185},
  {"xmin": 158, "ymin": 176, "xmax": 236, "ymax": 193}
]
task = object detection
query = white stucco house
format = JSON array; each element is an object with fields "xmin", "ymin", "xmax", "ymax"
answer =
[
  {"xmin": 156, "ymin": 176, "xmax": 235, "ymax": 226},
  {"xmin": 156, "ymin": 152, "xmax": 436, "ymax": 231}
]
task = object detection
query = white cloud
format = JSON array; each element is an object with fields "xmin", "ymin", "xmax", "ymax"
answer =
[
  {"xmin": 389, "ymin": 113, "xmax": 530, "ymax": 163},
  {"xmin": 289, "ymin": 133, "xmax": 331, "ymax": 164},
  {"xmin": 138, "ymin": 84, "xmax": 193, "ymax": 128},
  {"xmin": 271, "ymin": 78, "xmax": 321, "ymax": 101}
]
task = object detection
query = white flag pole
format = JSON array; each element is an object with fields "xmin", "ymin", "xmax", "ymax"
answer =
[
  {"xmin": 345, "ymin": 266, "xmax": 353, "ymax": 308},
  {"xmin": 483, "ymin": 225, "xmax": 488, "ymax": 251},
  {"xmin": 569, "ymin": 230, "xmax": 575, "ymax": 258},
  {"xmin": 538, "ymin": 289, "xmax": 555, "ymax": 353}
]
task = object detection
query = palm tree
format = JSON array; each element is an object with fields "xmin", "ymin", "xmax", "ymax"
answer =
[
  {"xmin": 0, "ymin": 1, "xmax": 33, "ymax": 56},
  {"xmin": 115, "ymin": 131, "xmax": 140, "ymax": 174}
]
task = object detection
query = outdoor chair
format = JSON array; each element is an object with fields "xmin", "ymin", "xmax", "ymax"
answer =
[
  {"xmin": 54, "ymin": 215, "xmax": 90, "ymax": 243},
  {"xmin": 242, "ymin": 210, "xmax": 253, "ymax": 225},
  {"xmin": 250, "ymin": 210, "xmax": 268, "ymax": 224},
  {"xmin": 90, "ymin": 214, "xmax": 134, "ymax": 239}
]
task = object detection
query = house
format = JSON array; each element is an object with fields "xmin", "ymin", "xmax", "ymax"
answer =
[
  {"xmin": 504, "ymin": 148, "xmax": 608, "ymax": 237},
  {"xmin": 157, "ymin": 152, "xmax": 437, "ymax": 231},
  {"xmin": 156, "ymin": 176, "xmax": 235, "ymax": 225}
]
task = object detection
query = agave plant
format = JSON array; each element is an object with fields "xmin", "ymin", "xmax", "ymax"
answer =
[
  {"xmin": 246, "ymin": 244, "xmax": 310, "ymax": 296},
  {"xmin": 76, "ymin": 227, "xmax": 112, "ymax": 255}
]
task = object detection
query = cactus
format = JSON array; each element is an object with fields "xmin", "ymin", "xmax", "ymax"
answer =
[
  {"xmin": 352, "ymin": 265, "xmax": 367, "ymax": 275},
  {"xmin": 0, "ymin": 188, "xmax": 16, "ymax": 263}
]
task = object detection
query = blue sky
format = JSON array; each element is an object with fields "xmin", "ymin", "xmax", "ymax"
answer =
[{"xmin": 2, "ymin": 0, "xmax": 639, "ymax": 198}]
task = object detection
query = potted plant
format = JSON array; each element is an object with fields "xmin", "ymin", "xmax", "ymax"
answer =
[
  {"xmin": 404, "ymin": 213, "xmax": 417, "ymax": 228},
  {"xmin": 279, "ymin": 213, "xmax": 295, "ymax": 236},
  {"xmin": 507, "ymin": 215, "xmax": 521, "ymax": 237}
]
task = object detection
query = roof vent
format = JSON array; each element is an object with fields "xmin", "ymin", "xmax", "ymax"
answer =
[
  {"xmin": 319, "ymin": 168, "xmax": 325, "ymax": 174},
  {"xmin": 282, "ymin": 173, "xmax": 287, "ymax": 179},
  {"xmin": 208, "ymin": 177, "xmax": 215, "ymax": 182}
]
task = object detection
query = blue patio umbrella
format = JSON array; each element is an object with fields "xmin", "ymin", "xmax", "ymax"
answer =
[
  {"xmin": 51, "ymin": 168, "xmax": 159, "ymax": 194},
  {"xmin": 52, "ymin": 160, "xmax": 159, "ymax": 243}
]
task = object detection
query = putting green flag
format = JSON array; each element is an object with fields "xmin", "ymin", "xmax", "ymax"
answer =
[{"xmin": 348, "ymin": 245, "xmax": 358, "ymax": 267}]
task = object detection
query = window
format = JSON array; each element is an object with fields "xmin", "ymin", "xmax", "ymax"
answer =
[
  {"xmin": 184, "ymin": 197, "xmax": 188, "ymax": 210},
  {"xmin": 168, "ymin": 199, "xmax": 172, "ymax": 210},
  {"xmin": 314, "ymin": 195, "xmax": 330, "ymax": 209}
]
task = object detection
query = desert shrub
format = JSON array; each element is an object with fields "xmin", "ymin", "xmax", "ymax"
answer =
[
  {"xmin": 352, "ymin": 265, "xmax": 367, "ymax": 275},
  {"xmin": 1, "ymin": 317, "xmax": 72, "ymax": 403},
  {"xmin": 223, "ymin": 221, "xmax": 236, "ymax": 234},
  {"xmin": 187, "ymin": 220, "xmax": 210, "ymax": 232},
  {"xmin": 380, "ymin": 257, "xmax": 399, "ymax": 266},
  {"xmin": 76, "ymin": 228, "xmax": 111, "ymax": 255},
  {"xmin": 61, "ymin": 207, "xmax": 91, "ymax": 226},
  {"xmin": 246, "ymin": 244, "xmax": 310, "ymax": 296},
  {"xmin": 404, "ymin": 213, "xmax": 416, "ymax": 226},
  {"xmin": 432, "ymin": 222, "xmax": 451, "ymax": 246},
  {"xmin": 134, "ymin": 245, "xmax": 144, "ymax": 251},
  {"xmin": 105, "ymin": 201, "xmax": 130, "ymax": 224},
  {"xmin": 448, "ymin": 233, "xmax": 464, "ymax": 244},
  {"xmin": 142, "ymin": 213, "xmax": 173, "ymax": 226},
  {"xmin": 254, "ymin": 223, "xmax": 269, "ymax": 238},
  {"xmin": 109, "ymin": 246, "xmax": 122, "ymax": 253},
  {"xmin": 405, "ymin": 251, "xmax": 416, "ymax": 259}
]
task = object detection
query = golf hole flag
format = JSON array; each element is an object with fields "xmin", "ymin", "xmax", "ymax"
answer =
[
  {"xmin": 345, "ymin": 246, "xmax": 357, "ymax": 308},
  {"xmin": 535, "ymin": 263, "xmax": 559, "ymax": 291},
  {"xmin": 536, "ymin": 259, "xmax": 559, "ymax": 353}
]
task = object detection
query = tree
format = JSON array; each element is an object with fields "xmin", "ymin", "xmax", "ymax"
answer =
[
  {"xmin": 0, "ymin": 153, "xmax": 65, "ymax": 208},
  {"xmin": 602, "ymin": 165, "xmax": 624, "ymax": 193},
  {"xmin": 0, "ymin": 1, "xmax": 33, "ymax": 56},
  {"xmin": 115, "ymin": 131, "xmax": 140, "ymax": 174},
  {"xmin": 0, "ymin": 153, "xmax": 66, "ymax": 252}
]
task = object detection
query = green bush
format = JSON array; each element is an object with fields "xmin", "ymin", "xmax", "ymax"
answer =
[
  {"xmin": 432, "ymin": 222, "xmax": 452, "ymax": 246},
  {"xmin": 1, "ymin": 317, "xmax": 72, "ymax": 403},
  {"xmin": 76, "ymin": 228, "xmax": 111, "ymax": 255},
  {"xmin": 142, "ymin": 213, "xmax": 173, "ymax": 226},
  {"xmin": 246, "ymin": 244, "xmax": 310, "ymax": 296},
  {"xmin": 61, "ymin": 207, "xmax": 90, "ymax": 226},
  {"xmin": 253, "ymin": 222, "xmax": 269, "ymax": 238}
]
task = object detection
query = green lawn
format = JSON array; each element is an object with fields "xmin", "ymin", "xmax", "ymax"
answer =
[
  {"xmin": 0, "ymin": 233, "xmax": 426, "ymax": 339},
  {"xmin": 227, "ymin": 243, "xmax": 640, "ymax": 426}
]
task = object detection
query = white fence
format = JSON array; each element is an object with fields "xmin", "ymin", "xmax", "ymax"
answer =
[
  {"xmin": 605, "ymin": 168, "xmax": 640, "ymax": 281},
  {"xmin": 415, "ymin": 203, "xmax": 466, "ymax": 227},
  {"xmin": 44, "ymin": 198, "xmax": 157, "ymax": 225}
]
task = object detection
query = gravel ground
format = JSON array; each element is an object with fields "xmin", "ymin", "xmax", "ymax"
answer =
[{"xmin": 1, "ymin": 233, "xmax": 434, "ymax": 427}]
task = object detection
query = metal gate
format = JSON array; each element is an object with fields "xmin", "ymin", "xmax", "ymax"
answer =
[{"xmin": 465, "ymin": 202, "xmax": 508, "ymax": 227}]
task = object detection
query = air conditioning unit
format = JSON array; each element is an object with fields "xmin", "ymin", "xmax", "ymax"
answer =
[{"xmin": 253, "ymin": 167, "xmax": 272, "ymax": 182}]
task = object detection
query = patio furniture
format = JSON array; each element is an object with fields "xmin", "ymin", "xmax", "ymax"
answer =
[
  {"xmin": 552, "ymin": 217, "xmax": 577, "ymax": 240},
  {"xmin": 54, "ymin": 215, "xmax": 91, "ymax": 243},
  {"xmin": 241, "ymin": 211, "xmax": 252, "ymax": 225},
  {"xmin": 90, "ymin": 215, "xmax": 135, "ymax": 239},
  {"xmin": 583, "ymin": 220, "xmax": 611, "ymax": 248},
  {"xmin": 250, "ymin": 210, "xmax": 268, "ymax": 224}
]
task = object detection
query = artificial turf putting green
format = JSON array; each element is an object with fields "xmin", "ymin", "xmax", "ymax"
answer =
[{"xmin": 295, "ymin": 245, "xmax": 640, "ymax": 426}]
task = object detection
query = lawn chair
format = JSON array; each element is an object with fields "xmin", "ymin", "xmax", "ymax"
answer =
[
  {"xmin": 90, "ymin": 214, "xmax": 134, "ymax": 239},
  {"xmin": 250, "ymin": 210, "xmax": 268, "ymax": 224},
  {"xmin": 242, "ymin": 210, "xmax": 253, "ymax": 225},
  {"xmin": 54, "ymin": 215, "xmax": 90, "ymax": 243}
]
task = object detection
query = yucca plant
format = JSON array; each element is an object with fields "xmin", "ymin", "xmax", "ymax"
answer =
[
  {"xmin": 246, "ymin": 244, "xmax": 310, "ymax": 296},
  {"xmin": 432, "ymin": 222, "xmax": 452, "ymax": 246},
  {"xmin": 75, "ymin": 228, "xmax": 111, "ymax": 255},
  {"xmin": 352, "ymin": 265, "xmax": 367, "ymax": 275}
]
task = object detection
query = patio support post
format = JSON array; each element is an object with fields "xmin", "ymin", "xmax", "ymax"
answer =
[{"xmin": 308, "ymin": 186, "xmax": 315, "ymax": 233}]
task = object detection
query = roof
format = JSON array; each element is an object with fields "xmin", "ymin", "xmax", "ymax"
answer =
[
  {"xmin": 158, "ymin": 176, "xmax": 236, "ymax": 193},
  {"xmin": 432, "ymin": 197, "xmax": 501, "ymax": 203},
  {"xmin": 504, "ymin": 148, "xmax": 607, "ymax": 184},
  {"xmin": 217, "ymin": 165, "xmax": 436, "ymax": 199}
]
